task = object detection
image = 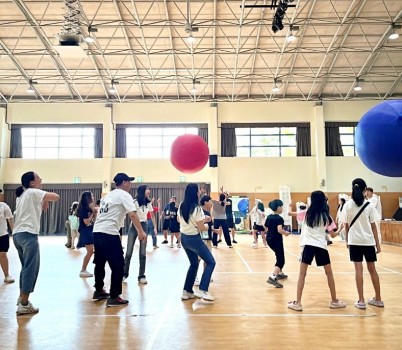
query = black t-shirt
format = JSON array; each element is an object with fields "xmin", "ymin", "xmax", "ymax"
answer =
[
  {"xmin": 163, "ymin": 204, "xmax": 170, "ymax": 220},
  {"xmin": 264, "ymin": 214, "xmax": 284, "ymax": 242},
  {"xmin": 78, "ymin": 209, "xmax": 94, "ymax": 235},
  {"xmin": 202, "ymin": 209, "xmax": 213, "ymax": 240},
  {"xmin": 169, "ymin": 206, "xmax": 178, "ymax": 223},
  {"xmin": 225, "ymin": 199, "xmax": 233, "ymax": 215}
]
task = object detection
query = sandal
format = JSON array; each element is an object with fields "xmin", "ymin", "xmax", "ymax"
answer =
[{"xmin": 287, "ymin": 301, "xmax": 303, "ymax": 311}]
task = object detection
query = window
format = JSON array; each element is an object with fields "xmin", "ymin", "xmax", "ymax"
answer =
[
  {"xmin": 339, "ymin": 126, "xmax": 357, "ymax": 156},
  {"xmin": 235, "ymin": 127, "xmax": 297, "ymax": 157},
  {"xmin": 126, "ymin": 127, "xmax": 198, "ymax": 158},
  {"xmin": 21, "ymin": 127, "xmax": 95, "ymax": 159}
]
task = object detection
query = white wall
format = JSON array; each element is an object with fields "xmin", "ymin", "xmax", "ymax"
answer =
[{"xmin": 2, "ymin": 100, "xmax": 401, "ymax": 193}]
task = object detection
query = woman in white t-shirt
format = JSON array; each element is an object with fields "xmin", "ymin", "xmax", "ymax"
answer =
[
  {"xmin": 341, "ymin": 178, "xmax": 383, "ymax": 310},
  {"xmin": 123, "ymin": 185, "xmax": 155, "ymax": 284},
  {"xmin": 12, "ymin": 171, "xmax": 60, "ymax": 316},
  {"xmin": 179, "ymin": 183, "xmax": 216, "ymax": 302},
  {"xmin": 288, "ymin": 191, "xmax": 346, "ymax": 312}
]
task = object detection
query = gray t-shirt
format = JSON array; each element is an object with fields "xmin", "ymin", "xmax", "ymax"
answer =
[{"xmin": 211, "ymin": 200, "xmax": 227, "ymax": 220}]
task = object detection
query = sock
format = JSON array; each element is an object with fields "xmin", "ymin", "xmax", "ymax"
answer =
[{"xmin": 271, "ymin": 273, "xmax": 277, "ymax": 280}]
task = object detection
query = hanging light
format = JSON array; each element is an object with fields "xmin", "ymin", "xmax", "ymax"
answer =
[
  {"xmin": 190, "ymin": 78, "xmax": 199, "ymax": 94},
  {"xmin": 353, "ymin": 78, "xmax": 363, "ymax": 92},
  {"xmin": 286, "ymin": 25, "xmax": 299, "ymax": 42},
  {"xmin": 186, "ymin": 33, "xmax": 195, "ymax": 44},
  {"xmin": 109, "ymin": 79, "xmax": 118, "ymax": 94},
  {"xmin": 26, "ymin": 79, "xmax": 36, "ymax": 93},
  {"xmin": 389, "ymin": 23, "xmax": 401, "ymax": 40},
  {"xmin": 272, "ymin": 78, "xmax": 281, "ymax": 93},
  {"xmin": 84, "ymin": 26, "xmax": 97, "ymax": 43}
]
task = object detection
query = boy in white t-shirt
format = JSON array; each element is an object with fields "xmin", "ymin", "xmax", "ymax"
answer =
[
  {"xmin": 0, "ymin": 190, "xmax": 15, "ymax": 284},
  {"xmin": 93, "ymin": 173, "xmax": 146, "ymax": 307}
]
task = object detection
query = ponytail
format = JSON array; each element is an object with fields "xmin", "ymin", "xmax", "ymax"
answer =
[
  {"xmin": 16, "ymin": 186, "xmax": 24, "ymax": 198},
  {"xmin": 16, "ymin": 171, "xmax": 35, "ymax": 197},
  {"xmin": 351, "ymin": 178, "xmax": 366, "ymax": 207}
]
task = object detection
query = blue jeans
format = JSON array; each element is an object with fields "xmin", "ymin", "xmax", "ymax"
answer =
[
  {"xmin": 13, "ymin": 232, "xmax": 40, "ymax": 294},
  {"xmin": 181, "ymin": 233, "xmax": 216, "ymax": 292},
  {"xmin": 124, "ymin": 222, "xmax": 147, "ymax": 280},
  {"xmin": 147, "ymin": 218, "xmax": 157, "ymax": 246}
]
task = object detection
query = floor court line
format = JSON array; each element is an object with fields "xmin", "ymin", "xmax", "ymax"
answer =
[
  {"xmin": 234, "ymin": 248, "xmax": 253, "ymax": 273},
  {"xmin": 186, "ymin": 313, "xmax": 377, "ymax": 318}
]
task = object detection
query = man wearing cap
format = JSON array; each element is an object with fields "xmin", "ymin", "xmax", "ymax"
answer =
[
  {"xmin": 92, "ymin": 173, "xmax": 146, "ymax": 307},
  {"xmin": 0, "ymin": 189, "xmax": 15, "ymax": 284}
]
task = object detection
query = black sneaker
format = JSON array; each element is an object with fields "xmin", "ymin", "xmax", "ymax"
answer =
[
  {"xmin": 162, "ymin": 240, "xmax": 168, "ymax": 244},
  {"xmin": 267, "ymin": 277, "xmax": 283, "ymax": 288},
  {"xmin": 327, "ymin": 240, "xmax": 333, "ymax": 245},
  {"xmin": 276, "ymin": 273, "xmax": 288, "ymax": 280},
  {"xmin": 106, "ymin": 296, "xmax": 129, "ymax": 307},
  {"xmin": 93, "ymin": 290, "xmax": 110, "ymax": 300},
  {"xmin": 232, "ymin": 240, "xmax": 238, "ymax": 244},
  {"xmin": 217, "ymin": 239, "xmax": 222, "ymax": 243}
]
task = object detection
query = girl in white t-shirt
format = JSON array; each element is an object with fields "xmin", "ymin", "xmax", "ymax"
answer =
[
  {"xmin": 0, "ymin": 196, "xmax": 15, "ymax": 283},
  {"xmin": 123, "ymin": 185, "xmax": 154, "ymax": 284},
  {"xmin": 69, "ymin": 203, "xmax": 79, "ymax": 249},
  {"xmin": 178, "ymin": 183, "xmax": 216, "ymax": 301},
  {"xmin": 13, "ymin": 171, "xmax": 60, "ymax": 316},
  {"xmin": 342, "ymin": 178, "xmax": 383, "ymax": 310},
  {"xmin": 288, "ymin": 190, "xmax": 346, "ymax": 312}
]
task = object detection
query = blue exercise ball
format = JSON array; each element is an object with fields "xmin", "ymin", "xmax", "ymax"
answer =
[
  {"xmin": 235, "ymin": 217, "xmax": 241, "ymax": 225},
  {"xmin": 237, "ymin": 199, "xmax": 249, "ymax": 215},
  {"xmin": 355, "ymin": 100, "xmax": 402, "ymax": 177}
]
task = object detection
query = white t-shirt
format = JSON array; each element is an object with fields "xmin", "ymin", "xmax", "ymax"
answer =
[
  {"xmin": 13, "ymin": 188, "xmax": 47, "ymax": 235},
  {"xmin": 178, "ymin": 204, "xmax": 205, "ymax": 235},
  {"xmin": 93, "ymin": 189, "xmax": 137, "ymax": 236},
  {"xmin": 300, "ymin": 218, "xmax": 336, "ymax": 250},
  {"xmin": 133, "ymin": 200, "xmax": 153, "ymax": 222},
  {"xmin": 340, "ymin": 200, "xmax": 380, "ymax": 246},
  {"xmin": 0, "ymin": 202, "xmax": 13, "ymax": 237},
  {"xmin": 255, "ymin": 209, "xmax": 265, "ymax": 226}
]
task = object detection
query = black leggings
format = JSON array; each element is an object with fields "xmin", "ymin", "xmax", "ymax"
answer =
[
  {"xmin": 213, "ymin": 219, "xmax": 232, "ymax": 247},
  {"xmin": 267, "ymin": 239, "xmax": 285, "ymax": 269}
]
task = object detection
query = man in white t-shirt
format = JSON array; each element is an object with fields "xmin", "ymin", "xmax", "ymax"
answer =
[
  {"xmin": 92, "ymin": 173, "xmax": 146, "ymax": 307},
  {"xmin": 0, "ymin": 190, "xmax": 15, "ymax": 284}
]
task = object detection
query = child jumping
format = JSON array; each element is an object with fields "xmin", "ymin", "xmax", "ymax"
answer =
[
  {"xmin": 287, "ymin": 191, "xmax": 346, "ymax": 311},
  {"xmin": 265, "ymin": 199, "xmax": 291, "ymax": 288}
]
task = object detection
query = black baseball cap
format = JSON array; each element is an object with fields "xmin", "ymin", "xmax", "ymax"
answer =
[
  {"xmin": 113, "ymin": 173, "xmax": 135, "ymax": 185},
  {"xmin": 200, "ymin": 195, "xmax": 211, "ymax": 206}
]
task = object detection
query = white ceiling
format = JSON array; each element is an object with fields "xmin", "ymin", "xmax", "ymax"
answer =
[{"xmin": 0, "ymin": 0, "xmax": 401, "ymax": 103}]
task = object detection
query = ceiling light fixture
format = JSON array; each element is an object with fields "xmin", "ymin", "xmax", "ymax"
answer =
[
  {"xmin": 108, "ymin": 79, "xmax": 119, "ymax": 94},
  {"xmin": 286, "ymin": 25, "xmax": 299, "ymax": 42},
  {"xmin": 185, "ymin": 0, "xmax": 198, "ymax": 44},
  {"xmin": 84, "ymin": 26, "xmax": 97, "ymax": 43},
  {"xmin": 186, "ymin": 33, "xmax": 195, "ymax": 44},
  {"xmin": 190, "ymin": 78, "xmax": 200, "ymax": 94},
  {"xmin": 272, "ymin": 78, "xmax": 281, "ymax": 93},
  {"xmin": 389, "ymin": 23, "xmax": 401, "ymax": 40},
  {"xmin": 353, "ymin": 78, "xmax": 364, "ymax": 92},
  {"xmin": 26, "ymin": 79, "xmax": 37, "ymax": 93}
]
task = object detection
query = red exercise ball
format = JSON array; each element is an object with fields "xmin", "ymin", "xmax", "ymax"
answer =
[{"xmin": 170, "ymin": 134, "xmax": 209, "ymax": 174}]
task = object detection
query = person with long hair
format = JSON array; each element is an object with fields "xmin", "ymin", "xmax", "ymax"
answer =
[
  {"xmin": 161, "ymin": 196, "xmax": 176, "ymax": 244},
  {"xmin": 265, "ymin": 199, "xmax": 291, "ymax": 288},
  {"xmin": 335, "ymin": 197, "xmax": 347, "ymax": 241},
  {"xmin": 123, "ymin": 184, "xmax": 155, "ymax": 284},
  {"xmin": 69, "ymin": 202, "xmax": 79, "ymax": 249},
  {"xmin": 0, "ymin": 189, "xmax": 15, "ymax": 284},
  {"xmin": 211, "ymin": 193, "xmax": 232, "ymax": 248},
  {"xmin": 92, "ymin": 173, "xmax": 146, "ymax": 307},
  {"xmin": 342, "ymin": 178, "xmax": 383, "ymax": 310},
  {"xmin": 179, "ymin": 183, "xmax": 216, "ymax": 301},
  {"xmin": 77, "ymin": 191, "xmax": 97, "ymax": 277},
  {"xmin": 287, "ymin": 191, "xmax": 346, "ymax": 311},
  {"xmin": 252, "ymin": 201, "xmax": 267, "ymax": 248},
  {"xmin": 12, "ymin": 171, "xmax": 60, "ymax": 315}
]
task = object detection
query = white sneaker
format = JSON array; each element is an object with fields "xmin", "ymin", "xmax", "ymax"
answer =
[
  {"xmin": 177, "ymin": 243, "xmax": 182, "ymax": 248},
  {"xmin": 198, "ymin": 290, "xmax": 215, "ymax": 301},
  {"xmin": 79, "ymin": 270, "xmax": 93, "ymax": 278},
  {"xmin": 139, "ymin": 277, "xmax": 148, "ymax": 284},
  {"xmin": 169, "ymin": 244, "xmax": 174, "ymax": 248},
  {"xmin": 194, "ymin": 277, "xmax": 200, "ymax": 286},
  {"xmin": 252, "ymin": 242, "xmax": 258, "ymax": 248},
  {"xmin": 4, "ymin": 276, "xmax": 15, "ymax": 283},
  {"xmin": 153, "ymin": 245, "xmax": 159, "ymax": 249},
  {"xmin": 181, "ymin": 290, "xmax": 195, "ymax": 300},
  {"xmin": 17, "ymin": 301, "xmax": 39, "ymax": 316}
]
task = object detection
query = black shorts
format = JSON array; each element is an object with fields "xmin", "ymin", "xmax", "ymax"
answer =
[
  {"xmin": 253, "ymin": 224, "xmax": 265, "ymax": 233},
  {"xmin": 349, "ymin": 245, "xmax": 377, "ymax": 263},
  {"xmin": 0, "ymin": 234, "xmax": 10, "ymax": 252},
  {"xmin": 227, "ymin": 218, "xmax": 234, "ymax": 229},
  {"xmin": 162, "ymin": 219, "xmax": 170, "ymax": 231},
  {"xmin": 301, "ymin": 245, "xmax": 331, "ymax": 266},
  {"xmin": 169, "ymin": 221, "xmax": 180, "ymax": 233}
]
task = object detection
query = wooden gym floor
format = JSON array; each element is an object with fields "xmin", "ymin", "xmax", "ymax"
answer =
[{"xmin": 0, "ymin": 233, "xmax": 401, "ymax": 350}]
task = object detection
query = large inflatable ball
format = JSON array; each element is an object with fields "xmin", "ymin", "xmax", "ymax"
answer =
[
  {"xmin": 355, "ymin": 100, "xmax": 402, "ymax": 177},
  {"xmin": 237, "ymin": 198, "xmax": 249, "ymax": 215},
  {"xmin": 170, "ymin": 134, "xmax": 209, "ymax": 174}
]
